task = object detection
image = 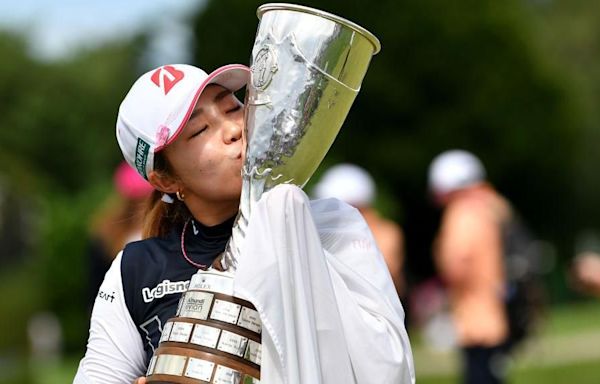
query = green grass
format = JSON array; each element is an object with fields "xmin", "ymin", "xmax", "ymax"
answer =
[
  {"xmin": 26, "ymin": 355, "xmax": 600, "ymax": 384},
  {"xmin": 418, "ymin": 359, "xmax": 600, "ymax": 384},
  {"xmin": 540, "ymin": 300, "xmax": 600, "ymax": 335},
  {"xmin": 413, "ymin": 300, "xmax": 600, "ymax": 384},
  {"xmin": 513, "ymin": 359, "xmax": 600, "ymax": 384},
  {"xmin": 4, "ymin": 301, "xmax": 600, "ymax": 384}
]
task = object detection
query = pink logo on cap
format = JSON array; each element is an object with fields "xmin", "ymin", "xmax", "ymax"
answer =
[
  {"xmin": 151, "ymin": 65, "xmax": 185, "ymax": 95},
  {"xmin": 156, "ymin": 125, "xmax": 171, "ymax": 147}
]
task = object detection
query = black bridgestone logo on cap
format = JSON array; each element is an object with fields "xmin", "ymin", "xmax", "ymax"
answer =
[{"xmin": 135, "ymin": 138, "xmax": 150, "ymax": 179}]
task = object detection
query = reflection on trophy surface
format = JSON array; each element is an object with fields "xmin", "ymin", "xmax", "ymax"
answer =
[
  {"xmin": 146, "ymin": 3, "xmax": 380, "ymax": 383},
  {"xmin": 221, "ymin": 3, "xmax": 381, "ymax": 271}
]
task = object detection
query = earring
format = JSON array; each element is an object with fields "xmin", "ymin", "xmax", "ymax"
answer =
[{"xmin": 176, "ymin": 190, "xmax": 185, "ymax": 201}]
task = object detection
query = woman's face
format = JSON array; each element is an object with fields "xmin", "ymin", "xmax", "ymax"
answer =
[{"xmin": 163, "ymin": 84, "xmax": 245, "ymax": 216}]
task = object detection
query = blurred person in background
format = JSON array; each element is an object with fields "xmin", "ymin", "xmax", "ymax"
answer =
[
  {"xmin": 86, "ymin": 161, "xmax": 153, "ymax": 309},
  {"xmin": 429, "ymin": 149, "xmax": 540, "ymax": 384},
  {"xmin": 313, "ymin": 163, "xmax": 406, "ymax": 296},
  {"xmin": 572, "ymin": 251, "xmax": 600, "ymax": 297}
]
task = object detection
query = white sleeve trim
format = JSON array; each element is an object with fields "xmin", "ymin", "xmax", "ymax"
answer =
[{"xmin": 73, "ymin": 251, "xmax": 146, "ymax": 384}]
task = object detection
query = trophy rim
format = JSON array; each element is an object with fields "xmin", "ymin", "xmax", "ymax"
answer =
[{"xmin": 257, "ymin": 3, "xmax": 381, "ymax": 55}]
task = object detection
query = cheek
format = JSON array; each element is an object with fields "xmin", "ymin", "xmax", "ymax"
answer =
[{"xmin": 189, "ymin": 142, "xmax": 219, "ymax": 172}]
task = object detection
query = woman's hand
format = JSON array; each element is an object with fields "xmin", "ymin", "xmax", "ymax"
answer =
[{"xmin": 133, "ymin": 377, "xmax": 147, "ymax": 384}]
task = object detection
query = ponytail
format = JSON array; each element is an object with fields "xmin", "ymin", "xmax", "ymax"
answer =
[{"xmin": 142, "ymin": 152, "xmax": 191, "ymax": 238}]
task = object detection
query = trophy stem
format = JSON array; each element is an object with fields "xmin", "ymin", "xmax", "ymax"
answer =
[{"xmin": 221, "ymin": 171, "xmax": 267, "ymax": 271}]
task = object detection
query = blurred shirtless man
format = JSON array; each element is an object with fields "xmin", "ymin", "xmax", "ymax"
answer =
[{"xmin": 429, "ymin": 150, "xmax": 511, "ymax": 384}]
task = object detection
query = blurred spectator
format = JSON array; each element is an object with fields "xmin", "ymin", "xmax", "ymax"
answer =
[
  {"xmin": 429, "ymin": 149, "xmax": 537, "ymax": 384},
  {"xmin": 313, "ymin": 163, "xmax": 406, "ymax": 296},
  {"xmin": 86, "ymin": 161, "xmax": 153, "ymax": 307},
  {"xmin": 27, "ymin": 311, "xmax": 62, "ymax": 364},
  {"xmin": 409, "ymin": 277, "xmax": 457, "ymax": 352},
  {"xmin": 572, "ymin": 251, "xmax": 600, "ymax": 297}
]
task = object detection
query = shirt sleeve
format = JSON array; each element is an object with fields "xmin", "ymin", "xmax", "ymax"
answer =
[{"xmin": 74, "ymin": 251, "xmax": 146, "ymax": 384}]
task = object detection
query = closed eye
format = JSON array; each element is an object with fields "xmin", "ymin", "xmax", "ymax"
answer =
[
  {"xmin": 190, "ymin": 125, "xmax": 208, "ymax": 139},
  {"xmin": 226, "ymin": 105, "xmax": 242, "ymax": 114}
]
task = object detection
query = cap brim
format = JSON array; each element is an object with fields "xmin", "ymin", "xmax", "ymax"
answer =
[
  {"xmin": 156, "ymin": 64, "xmax": 250, "ymax": 151},
  {"xmin": 207, "ymin": 65, "xmax": 250, "ymax": 93}
]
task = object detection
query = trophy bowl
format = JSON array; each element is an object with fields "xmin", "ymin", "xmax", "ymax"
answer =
[{"xmin": 223, "ymin": 2, "xmax": 381, "ymax": 270}]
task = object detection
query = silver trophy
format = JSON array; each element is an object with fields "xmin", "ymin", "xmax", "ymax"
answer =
[
  {"xmin": 221, "ymin": 3, "xmax": 381, "ymax": 270},
  {"xmin": 146, "ymin": 4, "xmax": 380, "ymax": 383}
]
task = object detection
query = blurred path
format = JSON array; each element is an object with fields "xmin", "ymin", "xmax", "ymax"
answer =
[{"xmin": 414, "ymin": 328, "xmax": 600, "ymax": 377}]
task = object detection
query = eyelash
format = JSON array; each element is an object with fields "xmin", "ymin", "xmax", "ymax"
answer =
[
  {"xmin": 227, "ymin": 105, "xmax": 242, "ymax": 114},
  {"xmin": 189, "ymin": 102, "xmax": 240, "ymax": 139},
  {"xmin": 190, "ymin": 125, "xmax": 208, "ymax": 138}
]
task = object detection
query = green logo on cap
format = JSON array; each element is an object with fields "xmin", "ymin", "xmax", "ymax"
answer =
[{"xmin": 135, "ymin": 138, "xmax": 150, "ymax": 179}]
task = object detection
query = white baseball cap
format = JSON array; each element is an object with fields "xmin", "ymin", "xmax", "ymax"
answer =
[
  {"xmin": 313, "ymin": 163, "xmax": 376, "ymax": 207},
  {"xmin": 116, "ymin": 63, "xmax": 250, "ymax": 179},
  {"xmin": 428, "ymin": 149, "xmax": 486, "ymax": 195}
]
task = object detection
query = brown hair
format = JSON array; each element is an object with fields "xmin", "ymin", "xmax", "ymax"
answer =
[{"xmin": 142, "ymin": 152, "xmax": 191, "ymax": 238}]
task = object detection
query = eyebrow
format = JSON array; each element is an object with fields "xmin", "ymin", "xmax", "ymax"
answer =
[{"xmin": 188, "ymin": 88, "xmax": 232, "ymax": 121}]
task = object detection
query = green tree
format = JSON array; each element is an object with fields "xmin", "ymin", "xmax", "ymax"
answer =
[
  {"xmin": 0, "ymin": 31, "xmax": 146, "ymax": 354},
  {"xmin": 531, "ymin": 0, "xmax": 600, "ymax": 232}
]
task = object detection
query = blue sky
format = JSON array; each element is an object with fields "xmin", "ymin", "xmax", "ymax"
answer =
[{"xmin": 0, "ymin": 0, "xmax": 205, "ymax": 61}]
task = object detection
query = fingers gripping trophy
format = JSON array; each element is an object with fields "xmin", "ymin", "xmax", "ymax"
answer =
[{"xmin": 145, "ymin": 4, "xmax": 381, "ymax": 383}]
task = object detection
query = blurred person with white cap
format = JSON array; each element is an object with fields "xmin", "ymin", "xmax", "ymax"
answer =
[
  {"xmin": 74, "ymin": 62, "xmax": 415, "ymax": 384},
  {"xmin": 429, "ymin": 150, "xmax": 512, "ymax": 384},
  {"xmin": 313, "ymin": 163, "xmax": 406, "ymax": 296}
]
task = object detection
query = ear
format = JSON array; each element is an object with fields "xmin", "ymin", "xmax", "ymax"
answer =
[{"xmin": 148, "ymin": 170, "xmax": 180, "ymax": 194}]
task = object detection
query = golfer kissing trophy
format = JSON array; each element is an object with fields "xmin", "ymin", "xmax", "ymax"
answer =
[{"xmin": 146, "ymin": 4, "xmax": 380, "ymax": 383}]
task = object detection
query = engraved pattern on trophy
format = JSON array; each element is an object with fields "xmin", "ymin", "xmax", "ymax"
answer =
[
  {"xmin": 146, "ymin": 4, "xmax": 380, "ymax": 383},
  {"xmin": 251, "ymin": 45, "xmax": 278, "ymax": 92}
]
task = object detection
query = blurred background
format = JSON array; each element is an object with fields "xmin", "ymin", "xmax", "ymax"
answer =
[{"xmin": 1, "ymin": 0, "xmax": 600, "ymax": 383}]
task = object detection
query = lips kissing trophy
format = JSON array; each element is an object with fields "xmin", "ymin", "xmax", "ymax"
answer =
[{"xmin": 145, "ymin": 4, "xmax": 380, "ymax": 383}]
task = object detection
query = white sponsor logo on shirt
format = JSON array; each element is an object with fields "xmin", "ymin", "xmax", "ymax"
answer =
[{"xmin": 142, "ymin": 279, "xmax": 190, "ymax": 303}]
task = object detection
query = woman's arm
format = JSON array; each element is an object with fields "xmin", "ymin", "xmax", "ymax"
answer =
[{"xmin": 74, "ymin": 252, "xmax": 147, "ymax": 384}]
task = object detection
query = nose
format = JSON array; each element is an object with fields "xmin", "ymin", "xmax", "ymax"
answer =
[{"xmin": 223, "ymin": 119, "xmax": 243, "ymax": 144}]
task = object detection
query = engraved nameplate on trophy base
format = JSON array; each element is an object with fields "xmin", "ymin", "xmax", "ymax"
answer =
[{"xmin": 146, "ymin": 271, "xmax": 261, "ymax": 384}]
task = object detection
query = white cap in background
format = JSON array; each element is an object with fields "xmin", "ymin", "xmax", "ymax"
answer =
[
  {"xmin": 428, "ymin": 149, "xmax": 486, "ymax": 195},
  {"xmin": 313, "ymin": 163, "xmax": 376, "ymax": 207}
]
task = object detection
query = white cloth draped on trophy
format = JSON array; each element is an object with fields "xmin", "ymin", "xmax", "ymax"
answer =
[{"xmin": 234, "ymin": 185, "xmax": 415, "ymax": 384}]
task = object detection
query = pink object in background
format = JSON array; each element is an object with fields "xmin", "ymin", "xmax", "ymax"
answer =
[{"xmin": 114, "ymin": 161, "xmax": 154, "ymax": 199}]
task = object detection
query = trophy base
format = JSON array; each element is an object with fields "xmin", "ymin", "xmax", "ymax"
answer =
[
  {"xmin": 146, "ymin": 344, "xmax": 260, "ymax": 384},
  {"xmin": 146, "ymin": 270, "xmax": 261, "ymax": 384}
]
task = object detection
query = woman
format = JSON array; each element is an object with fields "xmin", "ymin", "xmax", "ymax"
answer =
[
  {"xmin": 75, "ymin": 63, "xmax": 415, "ymax": 384},
  {"xmin": 75, "ymin": 63, "xmax": 249, "ymax": 383}
]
